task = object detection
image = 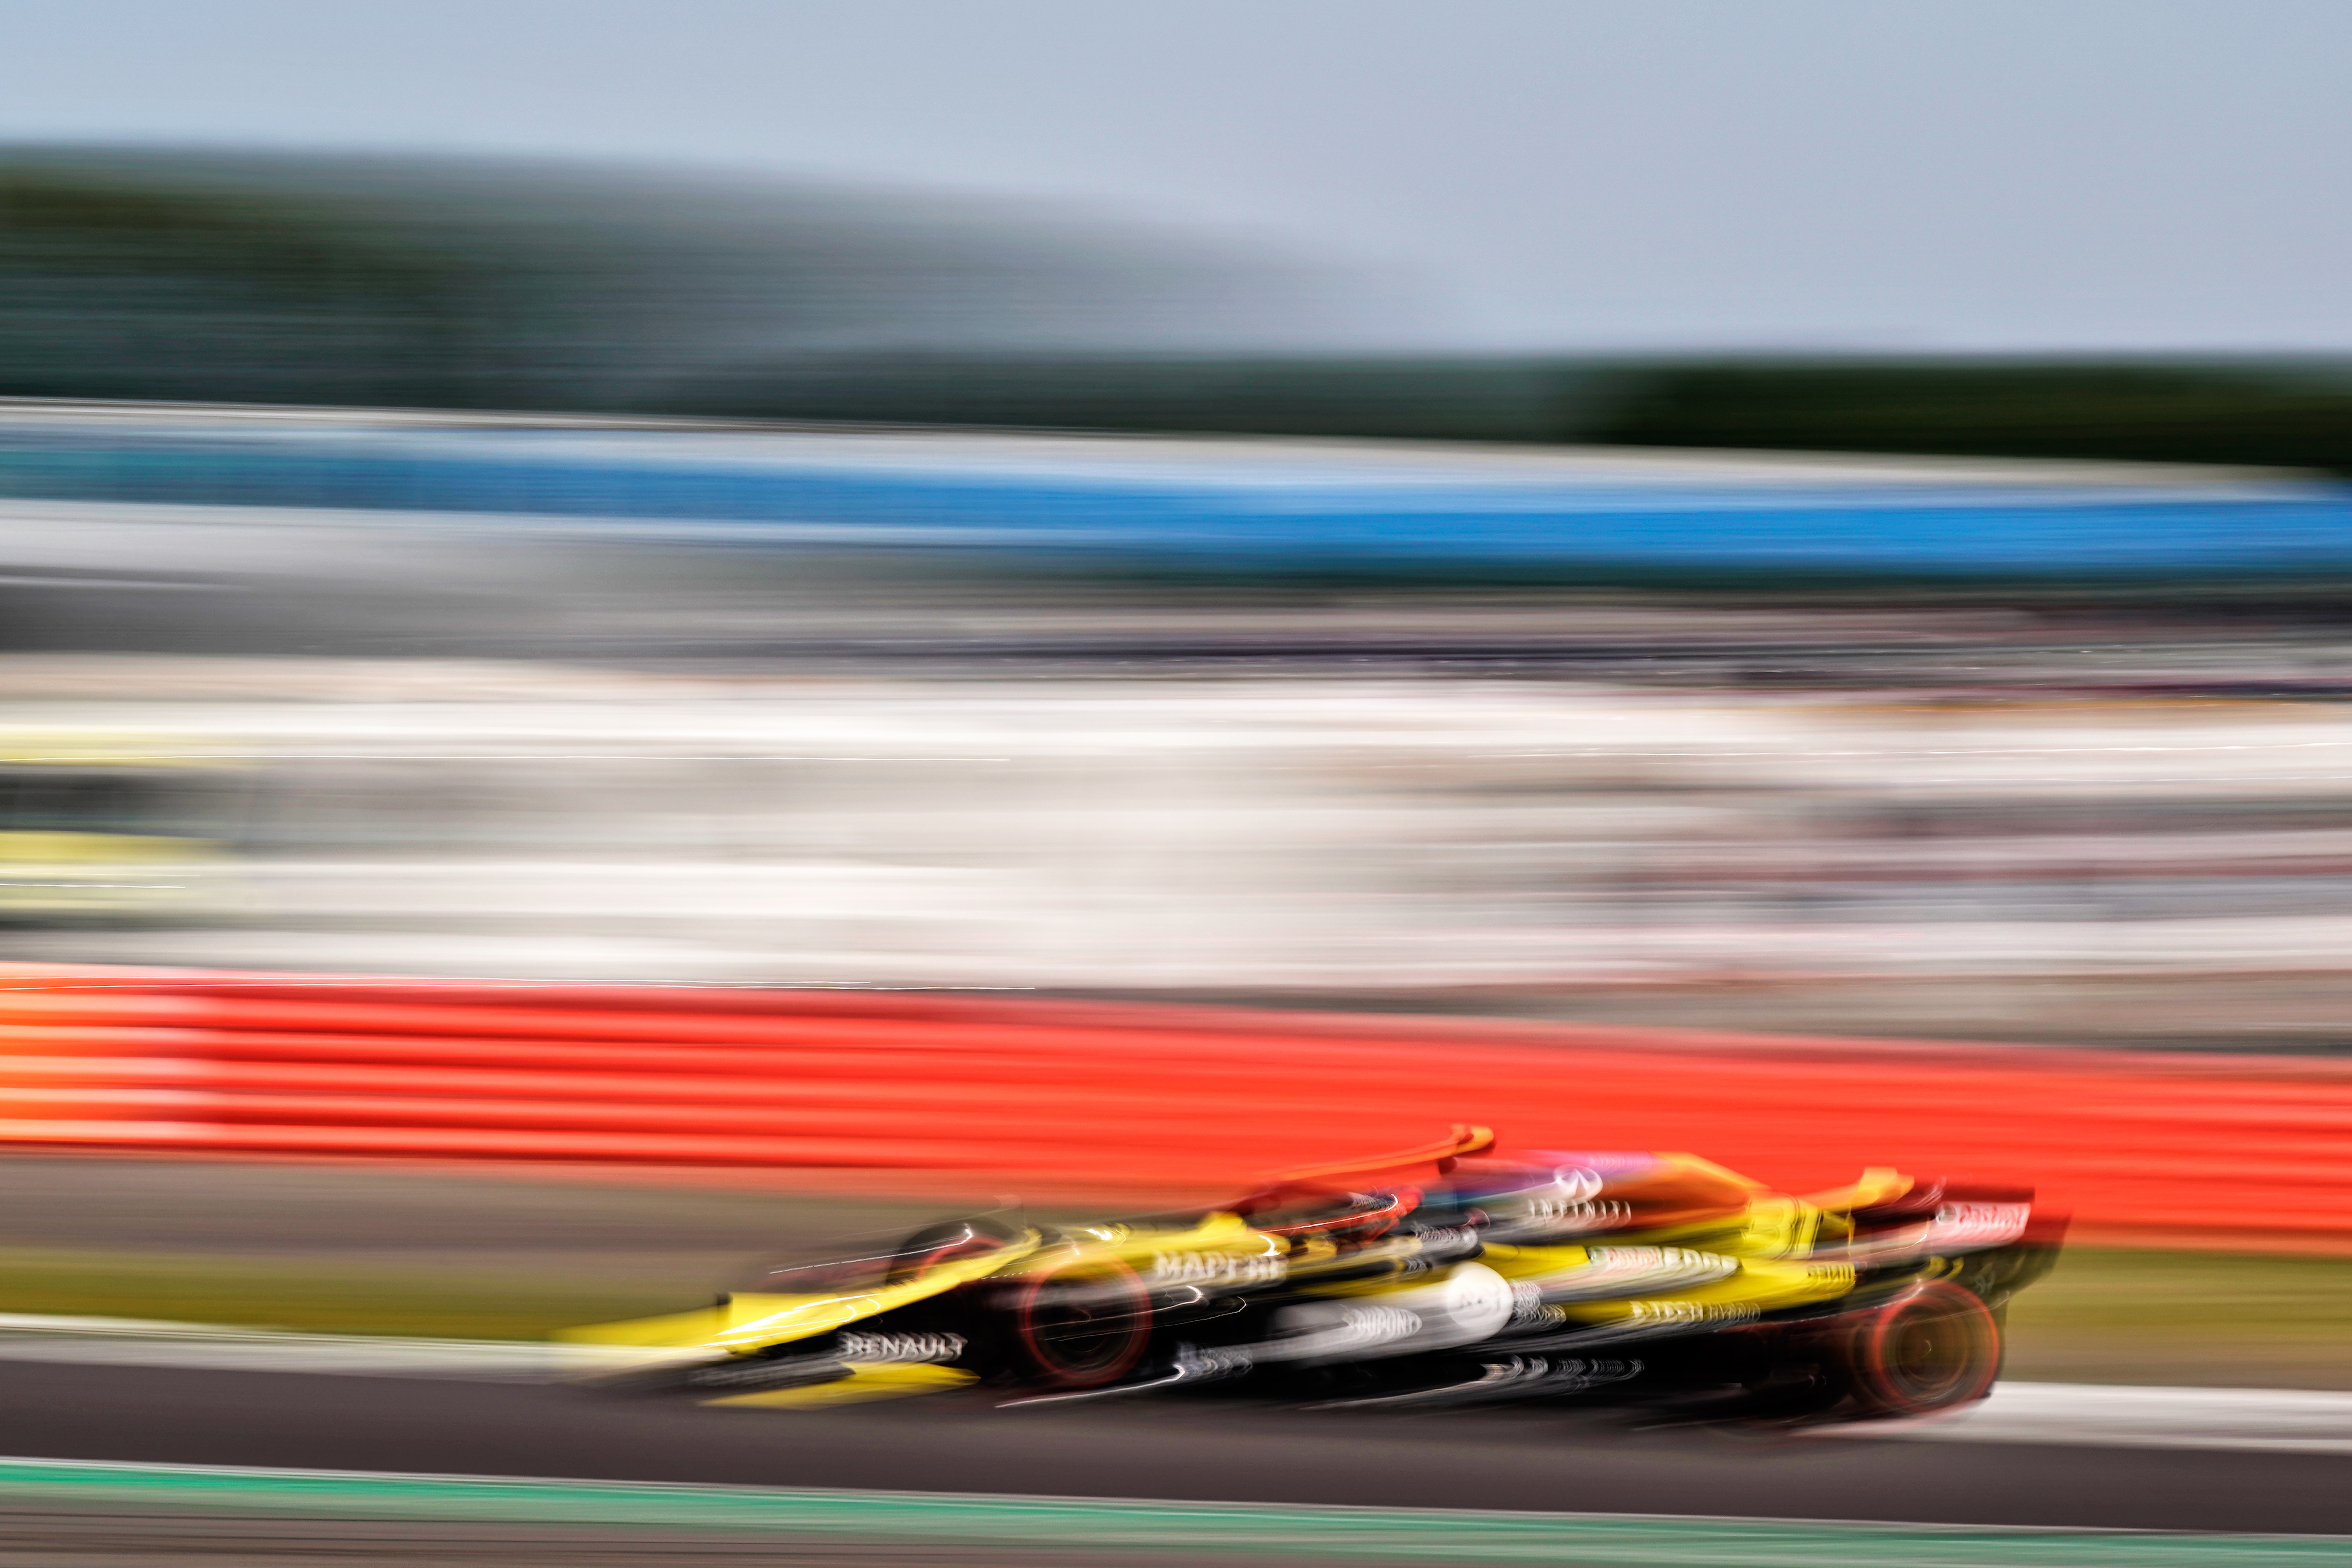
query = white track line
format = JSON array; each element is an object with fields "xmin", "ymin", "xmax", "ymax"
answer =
[
  {"xmin": 0, "ymin": 1313, "xmax": 615, "ymax": 1380},
  {"xmin": 1810, "ymin": 1381, "xmax": 2352, "ymax": 1455}
]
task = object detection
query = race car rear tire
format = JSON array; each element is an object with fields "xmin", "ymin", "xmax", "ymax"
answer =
[
  {"xmin": 1843, "ymin": 1280, "xmax": 2002, "ymax": 1417},
  {"xmin": 1005, "ymin": 1254, "xmax": 1152, "ymax": 1389}
]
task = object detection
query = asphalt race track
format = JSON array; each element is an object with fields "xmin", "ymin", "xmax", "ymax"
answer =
[{"xmin": 0, "ymin": 1359, "xmax": 2343, "ymax": 1538}]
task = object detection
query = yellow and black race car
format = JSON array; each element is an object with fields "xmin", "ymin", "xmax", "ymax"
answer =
[{"xmin": 565, "ymin": 1127, "xmax": 2063, "ymax": 1424}]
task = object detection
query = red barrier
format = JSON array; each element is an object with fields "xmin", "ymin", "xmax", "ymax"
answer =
[{"xmin": 5, "ymin": 965, "xmax": 2352, "ymax": 1249}]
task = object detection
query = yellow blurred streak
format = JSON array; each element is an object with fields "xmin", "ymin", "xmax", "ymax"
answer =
[{"xmin": 702, "ymin": 1363, "xmax": 975, "ymax": 1409}]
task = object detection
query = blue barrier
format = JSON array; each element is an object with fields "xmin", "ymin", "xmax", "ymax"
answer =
[{"xmin": 7, "ymin": 412, "xmax": 2352, "ymax": 576}]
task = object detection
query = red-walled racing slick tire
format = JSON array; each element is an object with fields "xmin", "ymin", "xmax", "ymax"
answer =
[
  {"xmin": 1842, "ymin": 1279, "xmax": 2002, "ymax": 1417},
  {"xmin": 1004, "ymin": 1253, "xmax": 1153, "ymax": 1389}
]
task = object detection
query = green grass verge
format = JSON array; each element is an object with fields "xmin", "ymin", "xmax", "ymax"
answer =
[
  {"xmin": 0, "ymin": 1246, "xmax": 694, "ymax": 1341},
  {"xmin": 2005, "ymin": 1247, "xmax": 2352, "ymax": 1390}
]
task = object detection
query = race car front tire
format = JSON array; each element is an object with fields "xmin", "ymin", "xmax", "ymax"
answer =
[{"xmin": 1003, "ymin": 1254, "xmax": 1153, "ymax": 1389}]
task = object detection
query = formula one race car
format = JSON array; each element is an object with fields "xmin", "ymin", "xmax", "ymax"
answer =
[{"xmin": 564, "ymin": 1127, "xmax": 2063, "ymax": 1424}]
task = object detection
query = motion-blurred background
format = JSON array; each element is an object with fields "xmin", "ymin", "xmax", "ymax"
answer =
[
  {"xmin": 1, "ymin": 6, "xmax": 2351, "ymax": 1543},
  {"xmin": 10, "ymin": 12, "xmax": 2352, "ymax": 1042}
]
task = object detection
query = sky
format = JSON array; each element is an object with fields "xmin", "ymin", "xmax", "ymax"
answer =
[{"xmin": 5, "ymin": 0, "xmax": 2350, "ymax": 354}]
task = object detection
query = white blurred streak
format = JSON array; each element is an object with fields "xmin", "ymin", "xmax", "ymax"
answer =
[{"xmin": 9, "ymin": 657, "xmax": 2352, "ymax": 1003}]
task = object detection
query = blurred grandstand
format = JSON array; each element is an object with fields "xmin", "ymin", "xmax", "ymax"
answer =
[{"xmin": 7, "ymin": 150, "xmax": 2352, "ymax": 1054}]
